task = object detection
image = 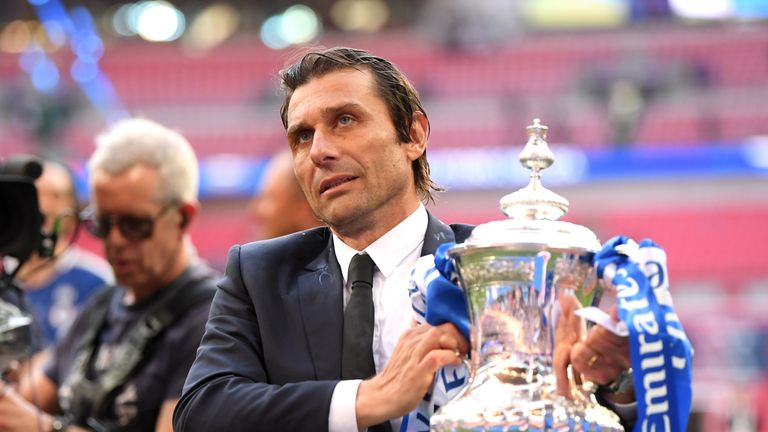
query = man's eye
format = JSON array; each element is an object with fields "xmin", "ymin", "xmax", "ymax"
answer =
[
  {"xmin": 298, "ymin": 130, "xmax": 313, "ymax": 143},
  {"xmin": 338, "ymin": 115, "xmax": 353, "ymax": 126}
]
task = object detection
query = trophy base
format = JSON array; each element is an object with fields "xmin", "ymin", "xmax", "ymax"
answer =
[
  {"xmin": 431, "ymin": 401, "xmax": 622, "ymax": 431},
  {"xmin": 430, "ymin": 365, "xmax": 623, "ymax": 432}
]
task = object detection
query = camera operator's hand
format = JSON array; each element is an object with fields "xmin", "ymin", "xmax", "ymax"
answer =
[
  {"xmin": 0, "ymin": 362, "xmax": 20, "ymax": 387},
  {"xmin": 0, "ymin": 380, "xmax": 47, "ymax": 432}
]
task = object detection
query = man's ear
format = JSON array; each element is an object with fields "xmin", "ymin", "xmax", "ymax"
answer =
[
  {"xmin": 405, "ymin": 111, "xmax": 429, "ymax": 161},
  {"xmin": 178, "ymin": 202, "xmax": 199, "ymax": 230}
]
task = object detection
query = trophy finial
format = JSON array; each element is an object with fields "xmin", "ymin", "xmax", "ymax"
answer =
[
  {"xmin": 520, "ymin": 118, "xmax": 553, "ymax": 172},
  {"xmin": 500, "ymin": 118, "xmax": 569, "ymax": 220}
]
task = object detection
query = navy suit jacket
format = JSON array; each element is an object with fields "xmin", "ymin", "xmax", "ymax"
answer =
[{"xmin": 173, "ymin": 213, "xmax": 474, "ymax": 431}]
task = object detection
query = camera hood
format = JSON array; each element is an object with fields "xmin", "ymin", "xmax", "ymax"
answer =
[{"xmin": 0, "ymin": 177, "xmax": 42, "ymax": 260}]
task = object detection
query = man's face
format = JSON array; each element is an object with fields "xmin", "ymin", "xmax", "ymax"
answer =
[
  {"xmin": 285, "ymin": 68, "xmax": 425, "ymax": 238},
  {"xmin": 248, "ymin": 162, "xmax": 303, "ymax": 239},
  {"xmin": 90, "ymin": 164, "xmax": 184, "ymax": 293},
  {"xmin": 35, "ymin": 165, "xmax": 76, "ymax": 236}
]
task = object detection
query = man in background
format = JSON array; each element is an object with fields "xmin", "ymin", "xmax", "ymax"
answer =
[
  {"xmin": 247, "ymin": 150, "xmax": 320, "ymax": 239},
  {"xmin": 0, "ymin": 118, "xmax": 216, "ymax": 432}
]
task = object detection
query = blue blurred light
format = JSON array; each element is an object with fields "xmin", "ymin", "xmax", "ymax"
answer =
[
  {"xmin": 42, "ymin": 20, "xmax": 67, "ymax": 45},
  {"xmin": 68, "ymin": 6, "xmax": 97, "ymax": 33},
  {"xmin": 191, "ymin": 141, "xmax": 768, "ymax": 198},
  {"xmin": 70, "ymin": 59, "xmax": 99, "ymax": 83},
  {"xmin": 31, "ymin": 57, "xmax": 60, "ymax": 93},
  {"xmin": 73, "ymin": 34, "xmax": 104, "ymax": 62},
  {"xmin": 19, "ymin": 49, "xmax": 40, "ymax": 73},
  {"xmin": 199, "ymin": 155, "xmax": 270, "ymax": 198},
  {"xmin": 260, "ymin": 14, "xmax": 290, "ymax": 50},
  {"xmin": 112, "ymin": 3, "xmax": 137, "ymax": 36},
  {"xmin": 32, "ymin": 1, "xmax": 75, "ymax": 36},
  {"xmin": 27, "ymin": 0, "xmax": 126, "ymax": 123},
  {"xmin": 743, "ymin": 138, "xmax": 768, "ymax": 170},
  {"xmin": 281, "ymin": 5, "xmax": 321, "ymax": 45},
  {"xmin": 429, "ymin": 142, "xmax": 768, "ymax": 191},
  {"xmin": 80, "ymin": 73, "xmax": 129, "ymax": 124},
  {"xmin": 733, "ymin": 0, "xmax": 768, "ymax": 18}
]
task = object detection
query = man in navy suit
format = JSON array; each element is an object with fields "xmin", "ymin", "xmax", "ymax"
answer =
[{"xmin": 174, "ymin": 47, "xmax": 633, "ymax": 431}]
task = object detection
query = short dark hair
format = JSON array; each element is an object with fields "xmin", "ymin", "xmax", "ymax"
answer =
[{"xmin": 279, "ymin": 47, "xmax": 442, "ymax": 203}]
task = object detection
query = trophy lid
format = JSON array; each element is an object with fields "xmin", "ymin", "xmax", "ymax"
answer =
[{"xmin": 451, "ymin": 119, "xmax": 600, "ymax": 255}]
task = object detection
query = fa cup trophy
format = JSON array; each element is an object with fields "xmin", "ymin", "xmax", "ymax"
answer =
[{"xmin": 430, "ymin": 119, "xmax": 623, "ymax": 431}]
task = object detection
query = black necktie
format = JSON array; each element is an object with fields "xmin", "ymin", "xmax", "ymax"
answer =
[
  {"xmin": 342, "ymin": 253, "xmax": 376, "ymax": 380},
  {"xmin": 341, "ymin": 254, "xmax": 392, "ymax": 432}
]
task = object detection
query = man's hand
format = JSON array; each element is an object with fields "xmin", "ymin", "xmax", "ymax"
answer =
[
  {"xmin": 553, "ymin": 301, "xmax": 634, "ymax": 403},
  {"xmin": 0, "ymin": 381, "xmax": 49, "ymax": 432},
  {"xmin": 571, "ymin": 325, "xmax": 630, "ymax": 385},
  {"xmin": 571, "ymin": 306, "xmax": 634, "ymax": 404},
  {"xmin": 354, "ymin": 323, "xmax": 469, "ymax": 428}
]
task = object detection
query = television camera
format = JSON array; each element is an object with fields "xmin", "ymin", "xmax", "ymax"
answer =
[{"xmin": 0, "ymin": 155, "xmax": 46, "ymax": 371}]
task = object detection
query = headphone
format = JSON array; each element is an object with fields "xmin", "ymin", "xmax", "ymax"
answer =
[
  {"xmin": 39, "ymin": 208, "xmax": 77, "ymax": 258},
  {"xmin": 179, "ymin": 210, "xmax": 189, "ymax": 229}
]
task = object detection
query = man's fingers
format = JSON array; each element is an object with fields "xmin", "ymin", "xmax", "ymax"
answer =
[
  {"xmin": 571, "ymin": 340, "xmax": 628, "ymax": 385},
  {"xmin": 571, "ymin": 341, "xmax": 595, "ymax": 371},
  {"xmin": 588, "ymin": 325, "xmax": 628, "ymax": 350},
  {"xmin": 405, "ymin": 323, "xmax": 469, "ymax": 361},
  {"xmin": 385, "ymin": 324, "xmax": 468, "ymax": 389},
  {"xmin": 437, "ymin": 331, "xmax": 458, "ymax": 351},
  {"xmin": 585, "ymin": 326, "xmax": 631, "ymax": 370},
  {"xmin": 434, "ymin": 323, "xmax": 470, "ymax": 355},
  {"xmin": 553, "ymin": 343, "xmax": 572, "ymax": 398},
  {"xmin": 418, "ymin": 349, "xmax": 464, "ymax": 374}
]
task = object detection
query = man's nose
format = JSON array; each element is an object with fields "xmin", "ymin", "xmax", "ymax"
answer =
[
  {"xmin": 309, "ymin": 129, "xmax": 339, "ymax": 166},
  {"xmin": 105, "ymin": 220, "xmax": 128, "ymax": 244}
]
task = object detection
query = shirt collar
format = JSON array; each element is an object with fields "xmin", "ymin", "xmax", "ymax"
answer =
[{"xmin": 334, "ymin": 204, "xmax": 428, "ymax": 283}]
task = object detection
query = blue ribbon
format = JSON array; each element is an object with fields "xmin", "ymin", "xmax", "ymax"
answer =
[
  {"xmin": 424, "ymin": 242, "xmax": 470, "ymax": 341},
  {"xmin": 595, "ymin": 236, "xmax": 694, "ymax": 432}
]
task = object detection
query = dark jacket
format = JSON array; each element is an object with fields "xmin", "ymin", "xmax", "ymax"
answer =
[{"xmin": 174, "ymin": 213, "xmax": 473, "ymax": 431}]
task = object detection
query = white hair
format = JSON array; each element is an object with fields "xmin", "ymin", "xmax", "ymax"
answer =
[{"xmin": 87, "ymin": 118, "xmax": 199, "ymax": 203}]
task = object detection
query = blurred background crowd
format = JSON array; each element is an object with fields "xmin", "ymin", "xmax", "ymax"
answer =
[{"xmin": 1, "ymin": 0, "xmax": 767, "ymax": 430}]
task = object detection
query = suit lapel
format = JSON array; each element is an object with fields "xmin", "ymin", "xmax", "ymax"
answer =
[
  {"xmin": 297, "ymin": 236, "xmax": 344, "ymax": 380},
  {"xmin": 422, "ymin": 211, "xmax": 457, "ymax": 256}
]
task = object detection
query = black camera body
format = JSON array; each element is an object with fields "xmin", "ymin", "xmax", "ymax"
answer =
[{"xmin": 0, "ymin": 155, "xmax": 44, "ymax": 261}]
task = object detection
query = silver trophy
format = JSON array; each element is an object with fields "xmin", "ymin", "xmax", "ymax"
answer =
[{"xmin": 431, "ymin": 119, "xmax": 623, "ymax": 431}]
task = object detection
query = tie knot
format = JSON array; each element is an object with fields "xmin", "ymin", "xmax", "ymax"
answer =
[{"xmin": 348, "ymin": 253, "xmax": 375, "ymax": 289}]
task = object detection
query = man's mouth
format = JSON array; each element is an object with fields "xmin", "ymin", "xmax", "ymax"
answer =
[
  {"xmin": 319, "ymin": 176, "xmax": 357, "ymax": 194},
  {"xmin": 113, "ymin": 259, "xmax": 134, "ymax": 273}
]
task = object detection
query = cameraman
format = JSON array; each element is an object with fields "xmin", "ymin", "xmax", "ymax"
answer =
[
  {"xmin": 0, "ymin": 118, "xmax": 217, "ymax": 432},
  {"xmin": 6, "ymin": 161, "xmax": 114, "ymax": 349}
]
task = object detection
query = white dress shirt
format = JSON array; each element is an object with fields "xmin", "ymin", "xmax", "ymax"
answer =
[{"xmin": 328, "ymin": 204, "xmax": 428, "ymax": 432}]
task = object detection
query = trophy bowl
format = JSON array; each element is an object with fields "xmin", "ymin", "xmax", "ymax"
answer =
[{"xmin": 430, "ymin": 119, "xmax": 623, "ymax": 431}]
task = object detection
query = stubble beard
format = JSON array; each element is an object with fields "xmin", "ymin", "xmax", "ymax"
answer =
[
  {"xmin": 317, "ymin": 193, "xmax": 375, "ymax": 239},
  {"xmin": 320, "ymin": 178, "xmax": 410, "ymax": 243}
]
